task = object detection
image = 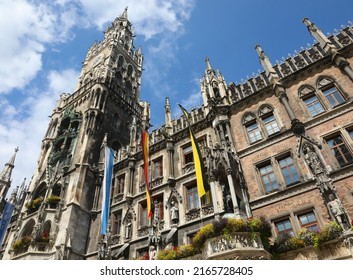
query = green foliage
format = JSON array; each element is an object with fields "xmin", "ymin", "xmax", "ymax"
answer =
[
  {"xmin": 271, "ymin": 222, "xmax": 343, "ymax": 254},
  {"xmin": 157, "ymin": 249, "xmax": 177, "ymax": 260},
  {"xmin": 25, "ymin": 197, "xmax": 43, "ymax": 209},
  {"xmin": 45, "ymin": 195, "xmax": 61, "ymax": 204},
  {"xmin": 12, "ymin": 236, "xmax": 31, "ymax": 252},
  {"xmin": 192, "ymin": 223, "xmax": 214, "ymax": 252},
  {"xmin": 158, "ymin": 216, "xmax": 273, "ymax": 259}
]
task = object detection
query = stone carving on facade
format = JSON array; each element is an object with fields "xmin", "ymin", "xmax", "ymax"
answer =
[
  {"xmin": 327, "ymin": 194, "xmax": 349, "ymax": 230},
  {"xmin": 169, "ymin": 200, "xmax": 179, "ymax": 224},
  {"xmin": 302, "ymin": 143, "xmax": 334, "ymax": 194}
]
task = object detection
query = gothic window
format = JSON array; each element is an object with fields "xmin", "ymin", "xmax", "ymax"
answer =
[
  {"xmin": 243, "ymin": 113, "xmax": 262, "ymax": 143},
  {"xmin": 299, "ymin": 85, "xmax": 325, "ymax": 117},
  {"xmin": 317, "ymin": 77, "xmax": 346, "ymax": 108},
  {"xmin": 186, "ymin": 183, "xmax": 199, "ymax": 211},
  {"xmin": 182, "ymin": 137, "xmax": 207, "ymax": 166},
  {"xmin": 183, "ymin": 145, "xmax": 193, "ymax": 165},
  {"xmin": 127, "ymin": 65, "xmax": 134, "ymax": 77},
  {"xmin": 116, "ymin": 174, "xmax": 125, "ymax": 194},
  {"xmin": 298, "ymin": 211, "xmax": 319, "ymax": 232},
  {"xmin": 277, "ymin": 155, "xmax": 300, "ymax": 186},
  {"xmin": 325, "ymin": 134, "xmax": 353, "ymax": 167},
  {"xmin": 117, "ymin": 56, "xmax": 124, "ymax": 68},
  {"xmin": 303, "ymin": 94, "xmax": 325, "ymax": 116},
  {"xmin": 152, "ymin": 157, "xmax": 163, "ymax": 180},
  {"xmin": 258, "ymin": 162, "xmax": 278, "ymax": 193},
  {"xmin": 152, "ymin": 194, "xmax": 164, "ymax": 221},
  {"xmin": 112, "ymin": 211, "xmax": 122, "ymax": 235},
  {"xmin": 139, "ymin": 201, "xmax": 148, "ymax": 228},
  {"xmin": 259, "ymin": 105, "xmax": 280, "ymax": 136},
  {"xmin": 275, "ymin": 218, "xmax": 294, "ymax": 238}
]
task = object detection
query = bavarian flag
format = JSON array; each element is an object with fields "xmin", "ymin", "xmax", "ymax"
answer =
[
  {"xmin": 101, "ymin": 145, "xmax": 114, "ymax": 235},
  {"xmin": 142, "ymin": 129, "xmax": 153, "ymax": 219},
  {"xmin": 178, "ymin": 104, "xmax": 209, "ymax": 197}
]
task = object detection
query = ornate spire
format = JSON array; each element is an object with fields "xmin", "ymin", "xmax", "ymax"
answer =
[
  {"xmin": 121, "ymin": 6, "xmax": 128, "ymax": 19},
  {"xmin": 0, "ymin": 147, "xmax": 18, "ymax": 202},
  {"xmin": 164, "ymin": 97, "xmax": 172, "ymax": 131},
  {"xmin": 303, "ymin": 18, "xmax": 337, "ymax": 53},
  {"xmin": 0, "ymin": 147, "xmax": 18, "ymax": 183},
  {"xmin": 255, "ymin": 45, "xmax": 278, "ymax": 79},
  {"xmin": 205, "ymin": 57, "xmax": 215, "ymax": 76}
]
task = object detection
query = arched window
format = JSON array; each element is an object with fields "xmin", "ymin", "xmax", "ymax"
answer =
[
  {"xmin": 243, "ymin": 113, "xmax": 262, "ymax": 144},
  {"xmin": 299, "ymin": 85, "xmax": 325, "ymax": 117},
  {"xmin": 317, "ymin": 77, "xmax": 346, "ymax": 108},
  {"xmin": 258, "ymin": 105, "xmax": 280, "ymax": 136}
]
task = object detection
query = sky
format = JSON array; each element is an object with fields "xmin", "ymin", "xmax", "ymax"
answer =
[{"xmin": 1, "ymin": 0, "xmax": 353, "ymax": 195}]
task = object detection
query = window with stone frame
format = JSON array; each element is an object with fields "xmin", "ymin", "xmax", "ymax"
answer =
[
  {"xmin": 259, "ymin": 105, "xmax": 280, "ymax": 136},
  {"xmin": 112, "ymin": 210, "xmax": 122, "ymax": 236},
  {"xmin": 116, "ymin": 174, "xmax": 125, "ymax": 195},
  {"xmin": 348, "ymin": 128, "xmax": 353, "ymax": 140},
  {"xmin": 136, "ymin": 247, "xmax": 149, "ymax": 260},
  {"xmin": 325, "ymin": 134, "xmax": 353, "ymax": 167},
  {"xmin": 275, "ymin": 218, "xmax": 295, "ymax": 238},
  {"xmin": 186, "ymin": 183, "xmax": 199, "ymax": 211},
  {"xmin": 139, "ymin": 201, "xmax": 148, "ymax": 228},
  {"xmin": 140, "ymin": 164, "xmax": 151, "ymax": 186},
  {"xmin": 257, "ymin": 162, "xmax": 279, "ymax": 193},
  {"xmin": 243, "ymin": 113, "xmax": 262, "ymax": 144},
  {"xmin": 182, "ymin": 136, "xmax": 207, "ymax": 165},
  {"xmin": 299, "ymin": 85, "xmax": 325, "ymax": 117},
  {"xmin": 298, "ymin": 211, "xmax": 319, "ymax": 232},
  {"xmin": 277, "ymin": 155, "xmax": 300, "ymax": 186},
  {"xmin": 152, "ymin": 157, "xmax": 163, "ymax": 180},
  {"xmin": 317, "ymin": 77, "xmax": 346, "ymax": 108}
]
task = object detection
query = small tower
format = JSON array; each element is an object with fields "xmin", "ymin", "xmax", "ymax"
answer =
[
  {"xmin": 200, "ymin": 57, "xmax": 230, "ymax": 112},
  {"xmin": 0, "ymin": 147, "xmax": 18, "ymax": 216}
]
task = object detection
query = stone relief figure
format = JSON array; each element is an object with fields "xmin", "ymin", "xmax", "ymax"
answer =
[
  {"xmin": 170, "ymin": 200, "xmax": 179, "ymax": 224},
  {"xmin": 327, "ymin": 194, "xmax": 347, "ymax": 230},
  {"xmin": 149, "ymin": 245, "xmax": 156, "ymax": 260},
  {"xmin": 303, "ymin": 144, "xmax": 333, "ymax": 193},
  {"xmin": 125, "ymin": 220, "xmax": 132, "ymax": 239}
]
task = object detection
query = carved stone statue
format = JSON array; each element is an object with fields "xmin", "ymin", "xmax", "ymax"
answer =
[
  {"xmin": 125, "ymin": 221, "xmax": 132, "ymax": 239},
  {"xmin": 149, "ymin": 245, "xmax": 157, "ymax": 260},
  {"xmin": 327, "ymin": 194, "xmax": 347, "ymax": 230},
  {"xmin": 170, "ymin": 200, "xmax": 179, "ymax": 224}
]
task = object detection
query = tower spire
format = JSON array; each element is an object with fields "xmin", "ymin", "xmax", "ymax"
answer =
[
  {"xmin": 255, "ymin": 44, "xmax": 278, "ymax": 81},
  {"xmin": 0, "ymin": 147, "xmax": 18, "ymax": 192},
  {"xmin": 303, "ymin": 18, "xmax": 337, "ymax": 53},
  {"xmin": 121, "ymin": 6, "xmax": 128, "ymax": 19}
]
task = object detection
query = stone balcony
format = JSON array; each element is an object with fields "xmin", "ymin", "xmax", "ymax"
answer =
[{"xmin": 202, "ymin": 232, "xmax": 272, "ymax": 260}]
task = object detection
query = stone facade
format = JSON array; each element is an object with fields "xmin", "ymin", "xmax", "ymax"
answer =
[{"xmin": 1, "ymin": 11, "xmax": 353, "ymax": 260}]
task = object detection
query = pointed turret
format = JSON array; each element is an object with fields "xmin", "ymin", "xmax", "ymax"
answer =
[
  {"xmin": 0, "ymin": 147, "xmax": 18, "ymax": 199},
  {"xmin": 164, "ymin": 97, "xmax": 173, "ymax": 134},
  {"xmin": 255, "ymin": 45, "xmax": 279, "ymax": 82},
  {"xmin": 303, "ymin": 18, "xmax": 337, "ymax": 53},
  {"xmin": 303, "ymin": 18, "xmax": 353, "ymax": 82}
]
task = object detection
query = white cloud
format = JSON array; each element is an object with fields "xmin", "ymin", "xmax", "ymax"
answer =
[
  {"xmin": 0, "ymin": 0, "xmax": 83, "ymax": 94},
  {"xmin": 0, "ymin": 68, "xmax": 79, "ymax": 193}
]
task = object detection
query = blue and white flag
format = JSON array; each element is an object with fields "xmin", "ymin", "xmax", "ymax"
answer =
[
  {"xmin": 101, "ymin": 146, "xmax": 114, "ymax": 235},
  {"xmin": 0, "ymin": 202, "xmax": 15, "ymax": 247}
]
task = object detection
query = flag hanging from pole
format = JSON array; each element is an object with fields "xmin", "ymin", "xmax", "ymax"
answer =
[
  {"xmin": 142, "ymin": 129, "xmax": 153, "ymax": 219},
  {"xmin": 178, "ymin": 104, "xmax": 210, "ymax": 197},
  {"xmin": 0, "ymin": 201, "xmax": 15, "ymax": 247},
  {"xmin": 101, "ymin": 145, "xmax": 114, "ymax": 235}
]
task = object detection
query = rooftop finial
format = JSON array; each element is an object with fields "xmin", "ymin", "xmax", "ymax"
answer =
[
  {"xmin": 255, "ymin": 44, "xmax": 277, "ymax": 78},
  {"xmin": 303, "ymin": 18, "xmax": 336, "ymax": 52},
  {"xmin": 122, "ymin": 6, "xmax": 128, "ymax": 18}
]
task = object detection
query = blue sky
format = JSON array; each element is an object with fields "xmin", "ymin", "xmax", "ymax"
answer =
[{"xmin": 1, "ymin": 0, "xmax": 353, "ymax": 193}]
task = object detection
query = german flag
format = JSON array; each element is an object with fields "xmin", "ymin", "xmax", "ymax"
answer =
[
  {"xmin": 141, "ymin": 129, "xmax": 153, "ymax": 218},
  {"xmin": 178, "ymin": 104, "xmax": 210, "ymax": 197}
]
